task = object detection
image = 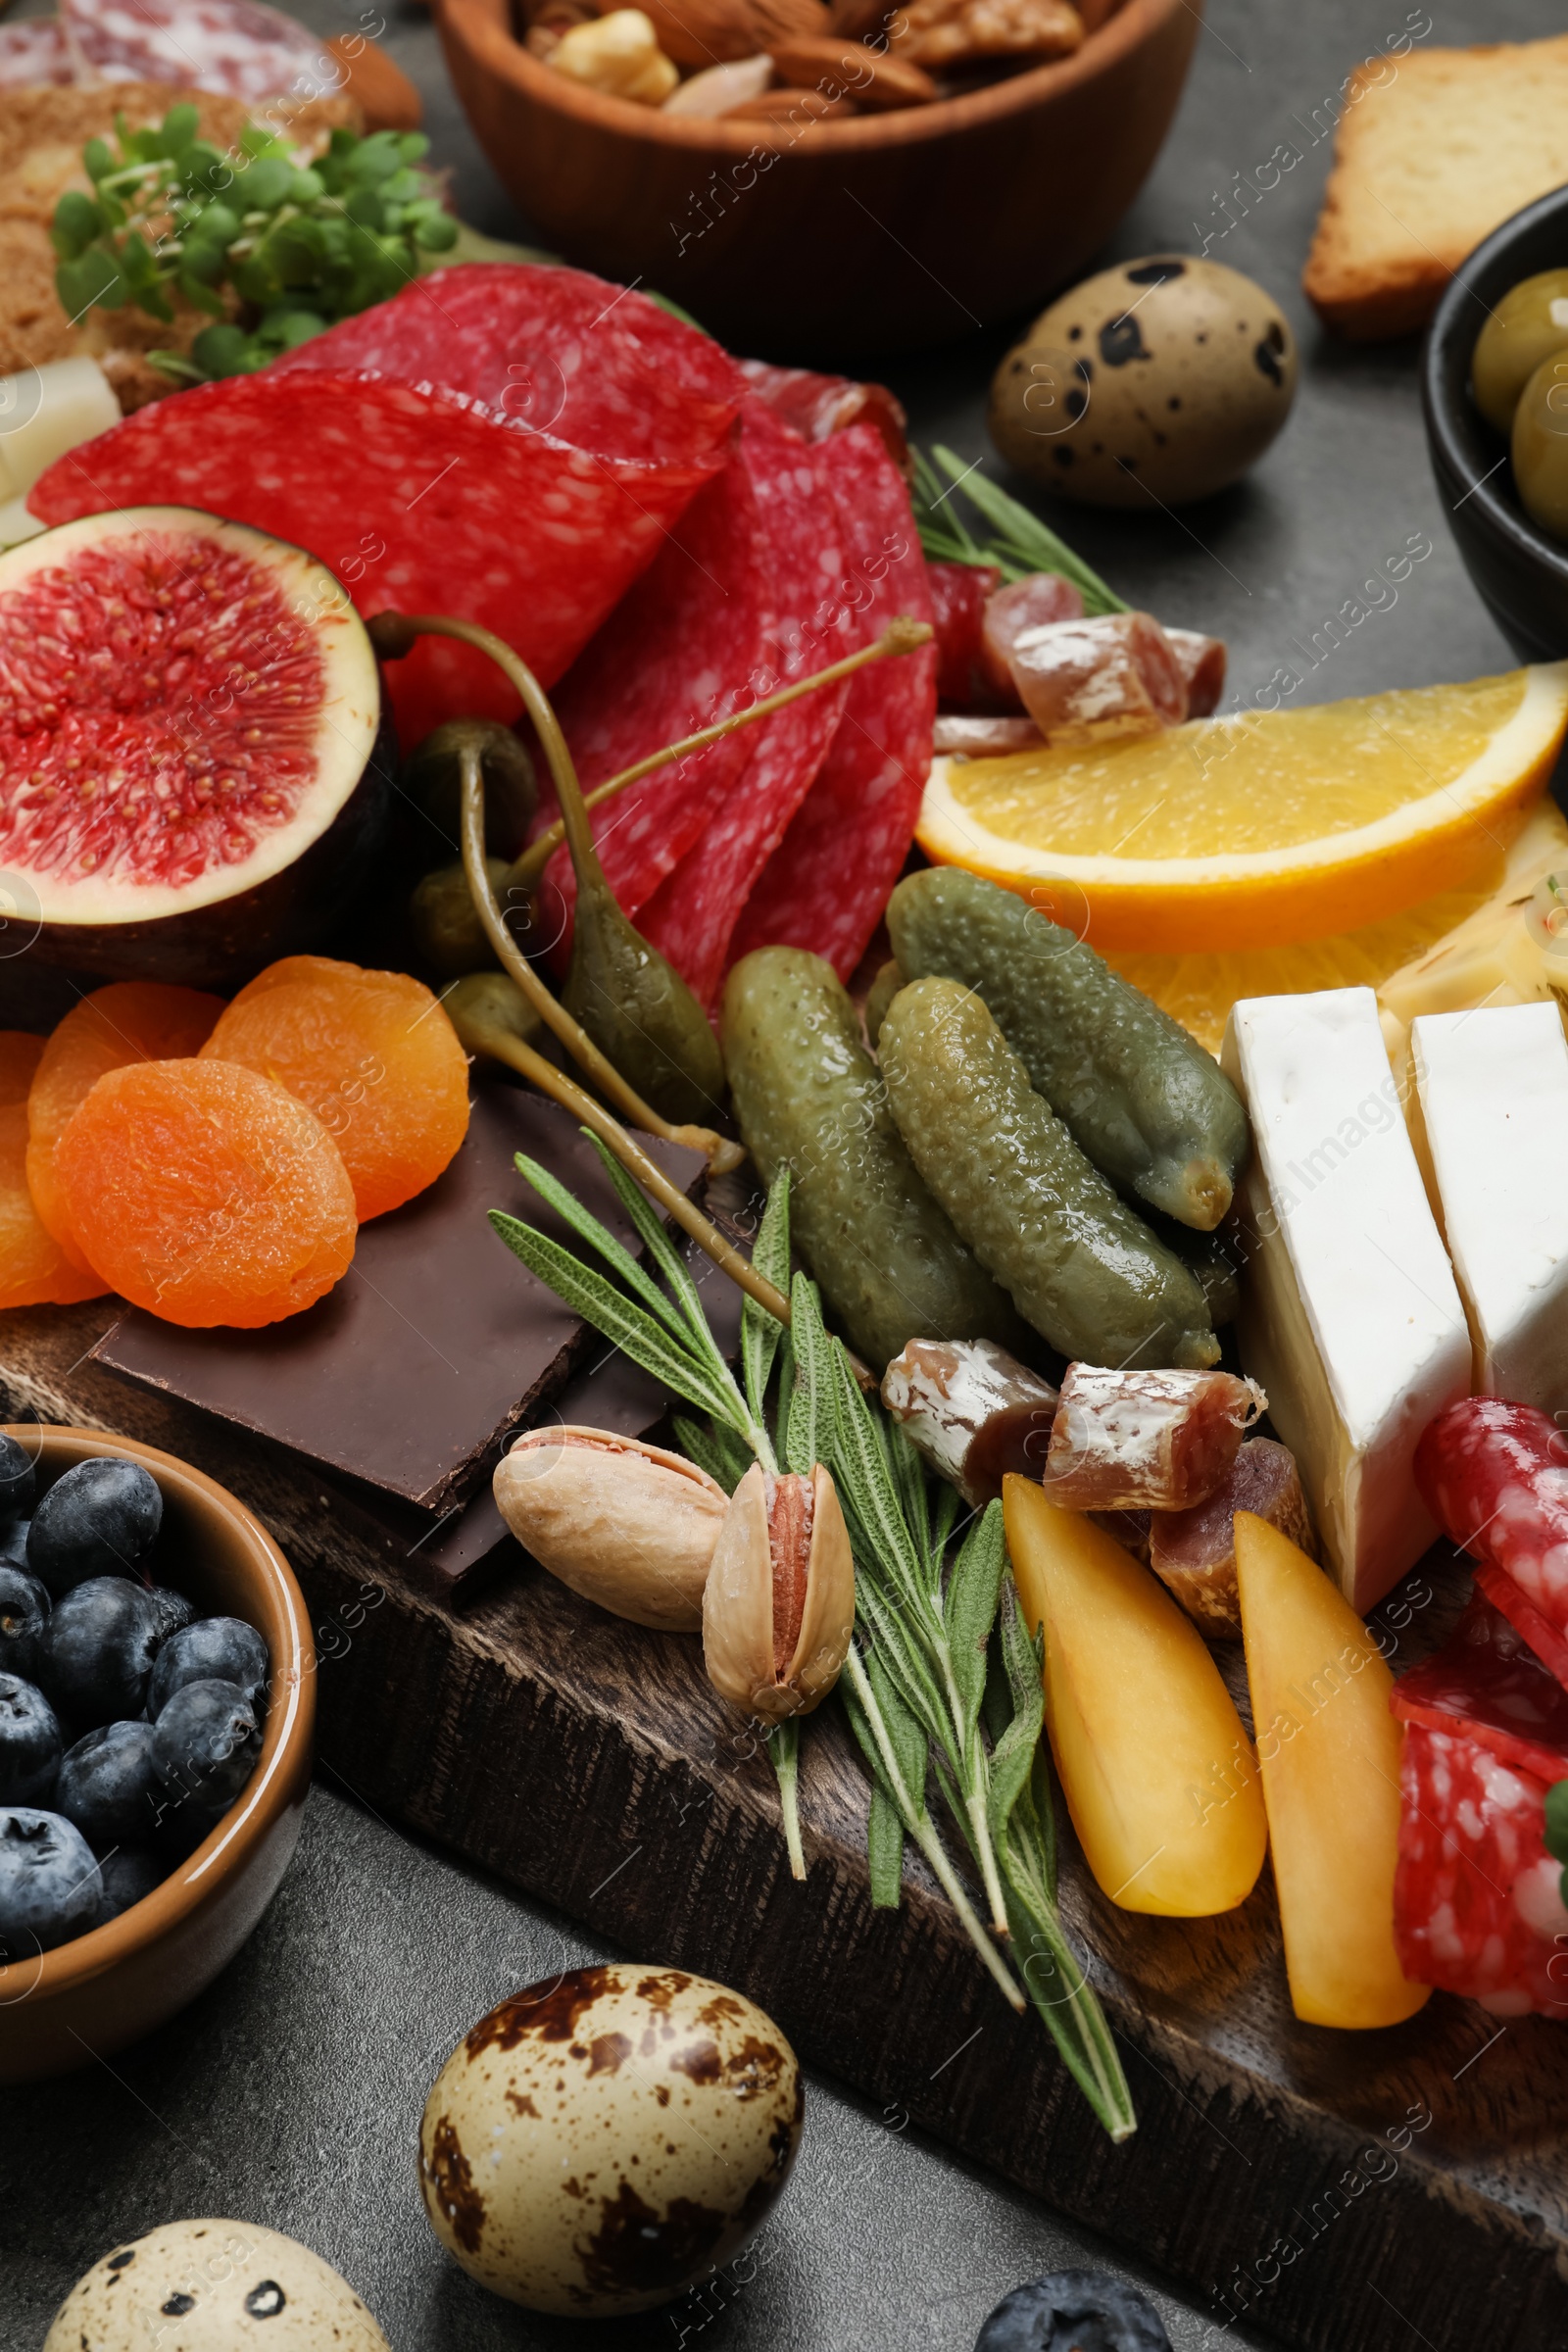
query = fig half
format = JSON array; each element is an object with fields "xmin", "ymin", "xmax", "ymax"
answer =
[{"xmin": 0, "ymin": 506, "xmax": 392, "ymax": 988}]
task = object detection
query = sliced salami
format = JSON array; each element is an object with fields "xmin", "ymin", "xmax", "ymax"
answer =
[
  {"xmin": 1414, "ymin": 1396, "xmax": 1568, "ymax": 1692},
  {"xmin": 726, "ymin": 422, "xmax": 936, "ymax": 982},
  {"xmin": 1392, "ymin": 1590, "xmax": 1568, "ymax": 1786},
  {"xmin": 62, "ymin": 0, "xmax": 333, "ymax": 96},
  {"xmin": 635, "ymin": 401, "xmax": 853, "ymax": 1006},
  {"xmin": 926, "ymin": 559, "xmax": 999, "ymax": 708},
  {"xmin": 0, "ymin": 22, "xmax": 75, "ymax": 85},
  {"xmin": 29, "ymin": 265, "xmax": 745, "ymax": 747},
  {"xmin": 737, "ymin": 358, "xmax": 907, "ymax": 470},
  {"xmin": 1394, "ymin": 1721, "xmax": 1568, "ymax": 2017}
]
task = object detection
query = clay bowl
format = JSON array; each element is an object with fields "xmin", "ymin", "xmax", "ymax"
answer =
[
  {"xmin": 436, "ymin": 0, "xmax": 1199, "ymax": 359},
  {"xmin": 1423, "ymin": 182, "xmax": 1568, "ymax": 662},
  {"xmin": 0, "ymin": 1427, "xmax": 314, "ymax": 2082}
]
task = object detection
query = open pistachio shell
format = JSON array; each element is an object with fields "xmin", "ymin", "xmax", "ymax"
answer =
[
  {"xmin": 702, "ymin": 1461, "xmax": 856, "ymax": 1722},
  {"xmin": 494, "ymin": 1426, "xmax": 728, "ymax": 1632}
]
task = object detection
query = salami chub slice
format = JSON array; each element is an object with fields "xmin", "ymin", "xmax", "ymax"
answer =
[
  {"xmin": 1392, "ymin": 1590, "xmax": 1568, "ymax": 1787},
  {"xmin": 62, "ymin": 0, "xmax": 333, "ymax": 96},
  {"xmin": 1414, "ymin": 1396, "xmax": 1568, "ymax": 1690},
  {"xmin": 28, "ymin": 265, "xmax": 745, "ymax": 746}
]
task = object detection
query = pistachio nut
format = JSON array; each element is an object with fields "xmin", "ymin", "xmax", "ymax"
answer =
[
  {"xmin": 494, "ymin": 1426, "xmax": 728, "ymax": 1632},
  {"xmin": 702, "ymin": 1462, "xmax": 856, "ymax": 1723}
]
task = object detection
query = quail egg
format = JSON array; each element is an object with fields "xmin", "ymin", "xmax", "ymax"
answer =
[
  {"xmin": 419, "ymin": 1963, "xmax": 804, "ymax": 2315},
  {"xmin": 990, "ymin": 255, "xmax": 1298, "ymax": 508},
  {"xmin": 42, "ymin": 2220, "xmax": 389, "ymax": 2350}
]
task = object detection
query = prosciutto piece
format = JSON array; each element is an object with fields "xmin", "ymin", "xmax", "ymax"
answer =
[
  {"xmin": 1041, "ymin": 1362, "xmax": 1265, "ymax": 1513},
  {"xmin": 1006, "ymin": 612, "xmax": 1188, "ymax": 747},
  {"xmin": 881, "ymin": 1336, "xmax": 1058, "ymax": 1508}
]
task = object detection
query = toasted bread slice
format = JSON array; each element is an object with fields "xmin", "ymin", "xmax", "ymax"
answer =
[{"xmin": 1303, "ymin": 34, "xmax": 1568, "ymax": 342}]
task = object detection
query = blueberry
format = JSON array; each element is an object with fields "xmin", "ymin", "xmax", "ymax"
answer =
[
  {"xmin": 27, "ymin": 1459, "xmax": 162, "ymax": 1597},
  {"xmin": 96, "ymin": 1844, "xmax": 165, "ymax": 1923},
  {"xmin": 0, "ymin": 1675, "xmax": 60, "ymax": 1805},
  {"xmin": 0, "ymin": 1565, "xmax": 48, "ymax": 1683},
  {"xmin": 145, "ymin": 1586, "xmax": 196, "ymax": 1649},
  {"xmin": 55, "ymin": 1722, "xmax": 161, "ymax": 1851},
  {"xmin": 153, "ymin": 1679, "xmax": 260, "ymax": 1817},
  {"xmin": 974, "ymin": 2273, "xmax": 1174, "ymax": 2352},
  {"xmin": 0, "ymin": 1518, "xmax": 28, "ymax": 1570},
  {"xmin": 0, "ymin": 1808, "xmax": 101, "ymax": 1958},
  {"xmin": 38, "ymin": 1579, "xmax": 161, "ymax": 1727},
  {"xmin": 150, "ymin": 1618, "xmax": 269, "ymax": 1719},
  {"xmin": 0, "ymin": 1434, "xmax": 36, "ymax": 1524}
]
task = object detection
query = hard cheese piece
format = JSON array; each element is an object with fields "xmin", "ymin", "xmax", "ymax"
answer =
[
  {"xmin": 1410, "ymin": 1001, "xmax": 1568, "ymax": 1410},
  {"xmin": 1221, "ymin": 986, "xmax": 1470, "ymax": 1612}
]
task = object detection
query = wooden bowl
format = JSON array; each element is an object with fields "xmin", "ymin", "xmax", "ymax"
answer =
[
  {"xmin": 0, "ymin": 1427, "xmax": 315, "ymax": 2082},
  {"xmin": 435, "ymin": 0, "xmax": 1200, "ymax": 358}
]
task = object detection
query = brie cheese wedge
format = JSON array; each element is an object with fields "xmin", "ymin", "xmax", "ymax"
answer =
[
  {"xmin": 1410, "ymin": 1001, "xmax": 1568, "ymax": 1411},
  {"xmin": 1221, "ymin": 987, "xmax": 1470, "ymax": 1613}
]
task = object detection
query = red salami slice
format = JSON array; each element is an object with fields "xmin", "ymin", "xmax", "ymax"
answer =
[
  {"xmin": 1414, "ymin": 1397, "xmax": 1568, "ymax": 1692},
  {"xmin": 0, "ymin": 21, "xmax": 74, "ymax": 84},
  {"xmin": 1394, "ymin": 1722, "xmax": 1568, "ymax": 2016},
  {"xmin": 62, "ymin": 0, "xmax": 332, "ymax": 95},
  {"xmin": 29, "ymin": 266, "xmax": 744, "ymax": 747},
  {"xmin": 726, "ymin": 423, "xmax": 936, "ymax": 982},
  {"xmin": 1392, "ymin": 1590, "xmax": 1568, "ymax": 1784},
  {"xmin": 737, "ymin": 359, "xmax": 907, "ymax": 471},
  {"xmin": 635, "ymin": 402, "xmax": 852, "ymax": 1006},
  {"xmin": 531, "ymin": 418, "xmax": 773, "ymax": 946},
  {"xmin": 927, "ymin": 560, "xmax": 1000, "ymax": 708}
]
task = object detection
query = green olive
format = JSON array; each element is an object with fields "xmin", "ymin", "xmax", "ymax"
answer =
[
  {"xmin": 1472, "ymin": 270, "xmax": 1568, "ymax": 433},
  {"xmin": 1512, "ymin": 349, "xmax": 1568, "ymax": 541}
]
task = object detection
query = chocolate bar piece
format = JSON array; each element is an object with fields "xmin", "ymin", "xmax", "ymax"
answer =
[{"xmin": 90, "ymin": 1082, "xmax": 706, "ymax": 1512}]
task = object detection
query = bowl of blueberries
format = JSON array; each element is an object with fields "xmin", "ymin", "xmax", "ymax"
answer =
[{"xmin": 0, "ymin": 1424, "xmax": 315, "ymax": 2080}]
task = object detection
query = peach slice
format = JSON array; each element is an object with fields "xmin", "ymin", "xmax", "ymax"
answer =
[
  {"xmin": 1004, "ymin": 1477, "xmax": 1266, "ymax": 1917},
  {"xmin": 1233, "ymin": 1510, "xmax": 1430, "ymax": 2029}
]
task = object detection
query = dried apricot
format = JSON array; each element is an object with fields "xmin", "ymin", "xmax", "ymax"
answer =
[
  {"xmin": 27, "ymin": 982, "xmax": 222, "ymax": 1267},
  {"xmin": 55, "ymin": 1059, "xmax": 356, "ymax": 1329},
  {"xmin": 201, "ymin": 961, "xmax": 470, "ymax": 1220},
  {"xmin": 0, "ymin": 1102, "xmax": 107, "ymax": 1308},
  {"xmin": 0, "ymin": 1032, "xmax": 42, "ymax": 1107}
]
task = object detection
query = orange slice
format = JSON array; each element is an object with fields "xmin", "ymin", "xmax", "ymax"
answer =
[{"xmin": 917, "ymin": 664, "xmax": 1568, "ymax": 953}]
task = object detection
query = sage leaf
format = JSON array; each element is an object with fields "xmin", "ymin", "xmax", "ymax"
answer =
[{"xmin": 866, "ymin": 1782, "xmax": 905, "ymax": 1908}]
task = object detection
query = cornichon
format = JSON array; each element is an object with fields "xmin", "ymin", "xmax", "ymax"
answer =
[
  {"xmin": 863, "ymin": 956, "xmax": 905, "ymax": 1053},
  {"xmin": 879, "ymin": 978, "xmax": 1219, "ymax": 1370},
  {"xmin": 887, "ymin": 867, "xmax": 1250, "ymax": 1231},
  {"xmin": 721, "ymin": 948, "xmax": 1027, "ymax": 1370}
]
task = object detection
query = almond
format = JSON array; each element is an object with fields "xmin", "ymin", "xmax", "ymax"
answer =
[
  {"xmin": 623, "ymin": 0, "xmax": 772, "ymax": 68},
  {"xmin": 767, "ymin": 29, "xmax": 937, "ymax": 106},
  {"xmin": 724, "ymin": 83, "xmax": 847, "ymax": 118}
]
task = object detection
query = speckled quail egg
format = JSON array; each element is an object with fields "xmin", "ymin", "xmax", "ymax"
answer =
[
  {"xmin": 989, "ymin": 255, "xmax": 1298, "ymax": 508},
  {"xmin": 41, "ymin": 2220, "xmax": 389, "ymax": 2350},
  {"xmin": 418, "ymin": 1963, "xmax": 804, "ymax": 2316}
]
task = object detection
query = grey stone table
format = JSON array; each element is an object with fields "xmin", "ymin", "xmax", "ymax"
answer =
[{"xmin": 0, "ymin": 0, "xmax": 1549, "ymax": 2344}]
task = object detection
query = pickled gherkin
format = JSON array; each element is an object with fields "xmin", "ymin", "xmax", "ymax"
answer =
[
  {"xmin": 879, "ymin": 978, "xmax": 1220, "ymax": 1370},
  {"xmin": 721, "ymin": 948, "xmax": 1026, "ymax": 1370},
  {"xmin": 887, "ymin": 868, "xmax": 1250, "ymax": 1230}
]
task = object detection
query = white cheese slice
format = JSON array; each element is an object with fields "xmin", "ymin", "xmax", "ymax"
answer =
[
  {"xmin": 0, "ymin": 356, "xmax": 118, "ymax": 505},
  {"xmin": 1220, "ymin": 986, "xmax": 1470, "ymax": 1613},
  {"xmin": 1410, "ymin": 1001, "xmax": 1568, "ymax": 1410}
]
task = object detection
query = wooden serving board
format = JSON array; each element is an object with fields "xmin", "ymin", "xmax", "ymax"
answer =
[{"xmin": 5, "ymin": 1301, "xmax": 1567, "ymax": 2352}]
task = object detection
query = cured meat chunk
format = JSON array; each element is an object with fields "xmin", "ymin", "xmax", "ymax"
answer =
[
  {"xmin": 0, "ymin": 22, "xmax": 75, "ymax": 84},
  {"xmin": 881, "ymin": 1336, "xmax": 1057, "ymax": 1507},
  {"xmin": 1007, "ymin": 611, "xmax": 1187, "ymax": 746},
  {"xmin": 29, "ymin": 265, "xmax": 745, "ymax": 747},
  {"xmin": 726, "ymin": 423, "xmax": 937, "ymax": 982},
  {"xmin": 1394, "ymin": 1722, "xmax": 1568, "ymax": 2016},
  {"xmin": 737, "ymin": 359, "xmax": 908, "ymax": 470},
  {"xmin": 927, "ymin": 560, "xmax": 1001, "ymax": 707},
  {"xmin": 635, "ymin": 403, "xmax": 852, "ymax": 1005},
  {"xmin": 932, "ymin": 714, "xmax": 1043, "ymax": 757},
  {"xmin": 1165, "ymin": 625, "xmax": 1227, "ymax": 717},
  {"xmin": 62, "ymin": 0, "xmax": 333, "ymax": 95},
  {"xmin": 1414, "ymin": 1396, "xmax": 1568, "ymax": 1690},
  {"xmin": 1042, "ymin": 1362, "xmax": 1265, "ymax": 1512},
  {"xmin": 1393, "ymin": 1590, "xmax": 1568, "ymax": 1785},
  {"xmin": 1149, "ymin": 1436, "xmax": 1313, "ymax": 1637},
  {"xmin": 979, "ymin": 570, "xmax": 1084, "ymax": 704}
]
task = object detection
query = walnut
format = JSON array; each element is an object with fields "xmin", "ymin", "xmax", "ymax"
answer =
[{"xmin": 892, "ymin": 0, "xmax": 1081, "ymax": 70}]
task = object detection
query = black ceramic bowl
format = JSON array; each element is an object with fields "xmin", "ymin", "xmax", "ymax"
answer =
[{"xmin": 1424, "ymin": 183, "xmax": 1568, "ymax": 662}]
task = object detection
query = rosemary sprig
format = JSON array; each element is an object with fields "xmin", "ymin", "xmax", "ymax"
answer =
[{"xmin": 910, "ymin": 445, "xmax": 1129, "ymax": 616}]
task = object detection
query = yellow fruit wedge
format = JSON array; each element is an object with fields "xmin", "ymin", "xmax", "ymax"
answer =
[
  {"xmin": 1233, "ymin": 1512, "xmax": 1430, "ymax": 2031},
  {"xmin": 917, "ymin": 663, "xmax": 1568, "ymax": 954},
  {"xmin": 1004, "ymin": 1478, "xmax": 1266, "ymax": 1918}
]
